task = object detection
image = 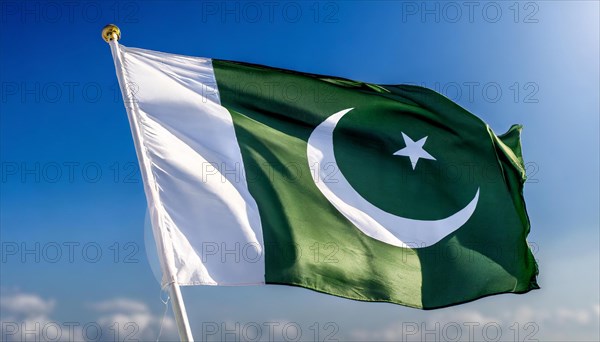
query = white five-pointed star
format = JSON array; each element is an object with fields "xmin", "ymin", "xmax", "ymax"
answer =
[{"xmin": 393, "ymin": 132, "xmax": 436, "ymax": 170}]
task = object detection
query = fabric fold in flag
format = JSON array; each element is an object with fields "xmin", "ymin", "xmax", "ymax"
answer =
[{"xmin": 112, "ymin": 44, "xmax": 538, "ymax": 309}]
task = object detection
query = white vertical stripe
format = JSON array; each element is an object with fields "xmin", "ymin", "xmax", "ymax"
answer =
[{"xmin": 115, "ymin": 45, "xmax": 265, "ymax": 286}]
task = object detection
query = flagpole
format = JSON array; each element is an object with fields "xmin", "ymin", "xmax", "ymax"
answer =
[{"xmin": 102, "ymin": 24, "xmax": 194, "ymax": 342}]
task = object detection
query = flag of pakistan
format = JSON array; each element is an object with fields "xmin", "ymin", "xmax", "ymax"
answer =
[{"xmin": 113, "ymin": 45, "xmax": 539, "ymax": 309}]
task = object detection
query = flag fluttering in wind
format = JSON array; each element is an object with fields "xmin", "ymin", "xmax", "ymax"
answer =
[{"xmin": 110, "ymin": 43, "xmax": 538, "ymax": 310}]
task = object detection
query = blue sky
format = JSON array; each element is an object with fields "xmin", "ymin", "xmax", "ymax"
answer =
[{"xmin": 1, "ymin": 1, "xmax": 599, "ymax": 341}]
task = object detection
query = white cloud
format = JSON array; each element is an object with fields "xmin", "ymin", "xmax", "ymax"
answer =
[
  {"xmin": 0, "ymin": 290, "xmax": 71, "ymax": 342},
  {"xmin": 0, "ymin": 292, "xmax": 55, "ymax": 316},
  {"xmin": 94, "ymin": 311, "xmax": 177, "ymax": 342},
  {"xmin": 428, "ymin": 308, "xmax": 500, "ymax": 325},
  {"xmin": 507, "ymin": 304, "xmax": 600, "ymax": 327},
  {"xmin": 510, "ymin": 305, "xmax": 540, "ymax": 323},
  {"xmin": 554, "ymin": 307, "xmax": 593, "ymax": 325},
  {"xmin": 92, "ymin": 302, "xmax": 177, "ymax": 341},
  {"xmin": 349, "ymin": 305, "xmax": 600, "ymax": 341},
  {"xmin": 0, "ymin": 289, "xmax": 178, "ymax": 341},
  {"xmin": 89, "ymin": 297, "xmax": 178, "ymax": 341}
]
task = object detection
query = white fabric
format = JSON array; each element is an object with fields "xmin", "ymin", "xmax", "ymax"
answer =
[{"xmin": 112, "ymin": 43, "xmax": 264, "ymax": 286}]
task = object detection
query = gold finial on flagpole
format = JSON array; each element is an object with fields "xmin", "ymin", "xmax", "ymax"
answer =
[{"xmin": 102, "ymin": 24, "xmax": 121, "ymax": 43}]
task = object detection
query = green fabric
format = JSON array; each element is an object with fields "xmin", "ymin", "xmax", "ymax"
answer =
[{"xmin": 212, "ymin": 60, "xmax": 538, "ymax": 309}]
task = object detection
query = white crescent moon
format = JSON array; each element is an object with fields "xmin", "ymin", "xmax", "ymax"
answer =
[{"xmin": 307, "ymin": 108, "xmax": 480, "ymax": 248}]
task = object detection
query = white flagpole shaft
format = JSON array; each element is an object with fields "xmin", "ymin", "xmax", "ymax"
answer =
[
  {"xmin": 103, "ymin": 25, "xmax": 194, "ymax": 342},
  {"xmin": 170, "ymin": 282, "xmax": 194, "ymax": 341}
]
